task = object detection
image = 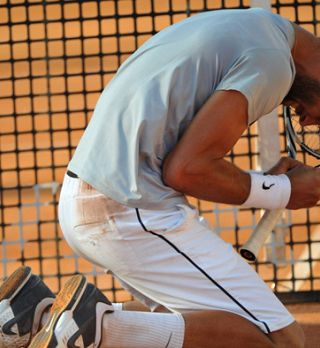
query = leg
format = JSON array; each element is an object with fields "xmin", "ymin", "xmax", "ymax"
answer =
[
  {"xmin": 0, "ymin": 265, "xmax": 168, "ymax": 348},
  {"xmin": 269, "ymin": 322, "xmax": 305, "ymax": 347},
  {"xmin": 183, "ymin": 310, "xmax": 274, "ymax": 348},
  {"xmin": 0, "ymin": 267, "xmax": 305, "ymax": 348},
  {"xmin": 100, "ymin": 305, "xmax": 277, "ymax": 348},
  {"xmin": 28, "ymin": 274, "xmax": 304, "ymax": 348},
  {"xmin": 57, "ymin": 176, "xmax": 303, "ymax": 347},
  {"xmin": 183, "ymin": 312, "xmax": 304, "ymax": 348}
]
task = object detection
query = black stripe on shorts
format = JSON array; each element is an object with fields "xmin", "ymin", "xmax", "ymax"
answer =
[{"xmin": 135, "ymin": 208, "xmax": 271, "ymax": 334}]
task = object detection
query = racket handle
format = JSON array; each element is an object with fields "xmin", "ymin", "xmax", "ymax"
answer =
[{"xmin": 240, "ymin": 209, "xmax": 283, "ymax": 261}]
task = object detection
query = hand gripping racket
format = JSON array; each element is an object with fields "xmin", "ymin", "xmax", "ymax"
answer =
[{"xmin": 240, "ymin": 106, "xmax": 320, "ymax": 261}]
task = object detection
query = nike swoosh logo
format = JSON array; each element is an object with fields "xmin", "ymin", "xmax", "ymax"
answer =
[{"xmin": 262, "ymin": 182, "xmax": 275, "ymax": 190}]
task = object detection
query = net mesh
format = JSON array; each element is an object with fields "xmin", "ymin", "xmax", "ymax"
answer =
[{"xmin": 1, "ymin": 0, "xmax": 319, "ymax": 301}]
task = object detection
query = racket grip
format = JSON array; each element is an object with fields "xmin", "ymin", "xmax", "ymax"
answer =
[{"xmin": 240, "ymin": 209, "xmax": 283, "ymax": 262}]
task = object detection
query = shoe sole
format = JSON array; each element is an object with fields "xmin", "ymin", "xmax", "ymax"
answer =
[
  {"xmin": 0, "ymin": 266, "xmax": 32, "ymax": 302},
  {"xmin": 29, "ymin": 274, "xmax": 87, "ymax": 348}
]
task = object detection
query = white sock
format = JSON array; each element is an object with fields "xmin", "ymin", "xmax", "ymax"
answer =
[
  {"xmin": 111, "ymin": 302, "xmax": 123, "ymax": 310},
  {"xmin": 101, "ymin": 310, "xmax": 185, "ymax": 348}
]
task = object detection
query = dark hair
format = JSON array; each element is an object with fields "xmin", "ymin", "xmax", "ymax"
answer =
[{"xmin": 283, "ymin": 73, "xmax": 320, "ymax": 105}]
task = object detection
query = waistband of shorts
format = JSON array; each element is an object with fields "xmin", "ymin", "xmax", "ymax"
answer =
[{"xmin": 63, "ymin": 170, "xmax": 192, "ymax": 216}]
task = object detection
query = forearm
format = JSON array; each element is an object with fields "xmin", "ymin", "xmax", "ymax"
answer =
[
  {"xmin": 163, "ymin": 156, "xmax": 251, "ymax": 205},
  {"xmin": 161, "ymin": 90, "xmax": 251, "ymax": 205},
  {"xmin": 163, "ymin": 153, "xmax": 320, "ymax": 209}
]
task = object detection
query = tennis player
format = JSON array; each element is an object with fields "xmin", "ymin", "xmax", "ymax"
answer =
[{"xmin": 1, "ymin": 7, "xmax": 320, "ymax": 348}]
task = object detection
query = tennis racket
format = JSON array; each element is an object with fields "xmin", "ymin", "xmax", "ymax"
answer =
[{"xmin": 240, "ymin": 106, "xmax": 320, "ymax": 262}]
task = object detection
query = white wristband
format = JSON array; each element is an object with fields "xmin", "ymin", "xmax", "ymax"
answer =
[{"xmin": 243, "ymin": 173, "xmax": 291, "ymax": 210}]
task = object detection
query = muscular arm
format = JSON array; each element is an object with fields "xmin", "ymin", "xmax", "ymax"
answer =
[
  {"xmin": 163, "ymin": 89, "xmax": 320, "ymax": 208},
  {"xmin": 163, "ymin": 90, "xmax": 251, "ymax": 205}
]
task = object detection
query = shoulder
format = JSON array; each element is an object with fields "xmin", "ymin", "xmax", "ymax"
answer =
[{"xmin": 217, "ymin": 48, "xmax": 295, "ymax": 123}]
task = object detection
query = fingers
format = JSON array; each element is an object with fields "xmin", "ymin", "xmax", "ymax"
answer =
[
  {"xmin": 286, "ymin": 166, "xmax": 320, "ymax": 209},
  {"xmin": 264, "ymin": 157, "xmax": 320, "ymax": 209},
  {"xmin": 265, "ymin": 157, "xmax": 306, "ymax": 175}
]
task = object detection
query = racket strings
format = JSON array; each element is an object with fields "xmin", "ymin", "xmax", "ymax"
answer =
[{"xmin": 288, "ymin": 111, "xmax": 320, "ymax": 157}]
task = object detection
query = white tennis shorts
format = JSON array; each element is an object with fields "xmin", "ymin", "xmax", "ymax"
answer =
[{"xmin": 58, "ymin": 174, "xmax": 294, "ymax": 334}]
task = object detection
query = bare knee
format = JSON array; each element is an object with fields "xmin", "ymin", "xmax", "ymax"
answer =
[{"xmin": 268, "ymin": 322, "xmax": 305, "ymax": 348}]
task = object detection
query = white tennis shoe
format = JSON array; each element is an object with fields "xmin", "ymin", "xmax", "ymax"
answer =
[
  {"xmin": 0, "ymin": 266, "xmax": 55, "ymax": 348},
  {"xmin": 29, "ymin": 274, "xmax": 113, "ymax": 348}
]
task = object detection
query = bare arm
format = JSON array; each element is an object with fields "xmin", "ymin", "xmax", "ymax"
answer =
[
  {"xmin": 162, "ymin": 90, "xmax": 251, "ymax": 205},
  {"xmin": 162, "ymin": 89, "xmax": 320, "ymax": 208}
]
